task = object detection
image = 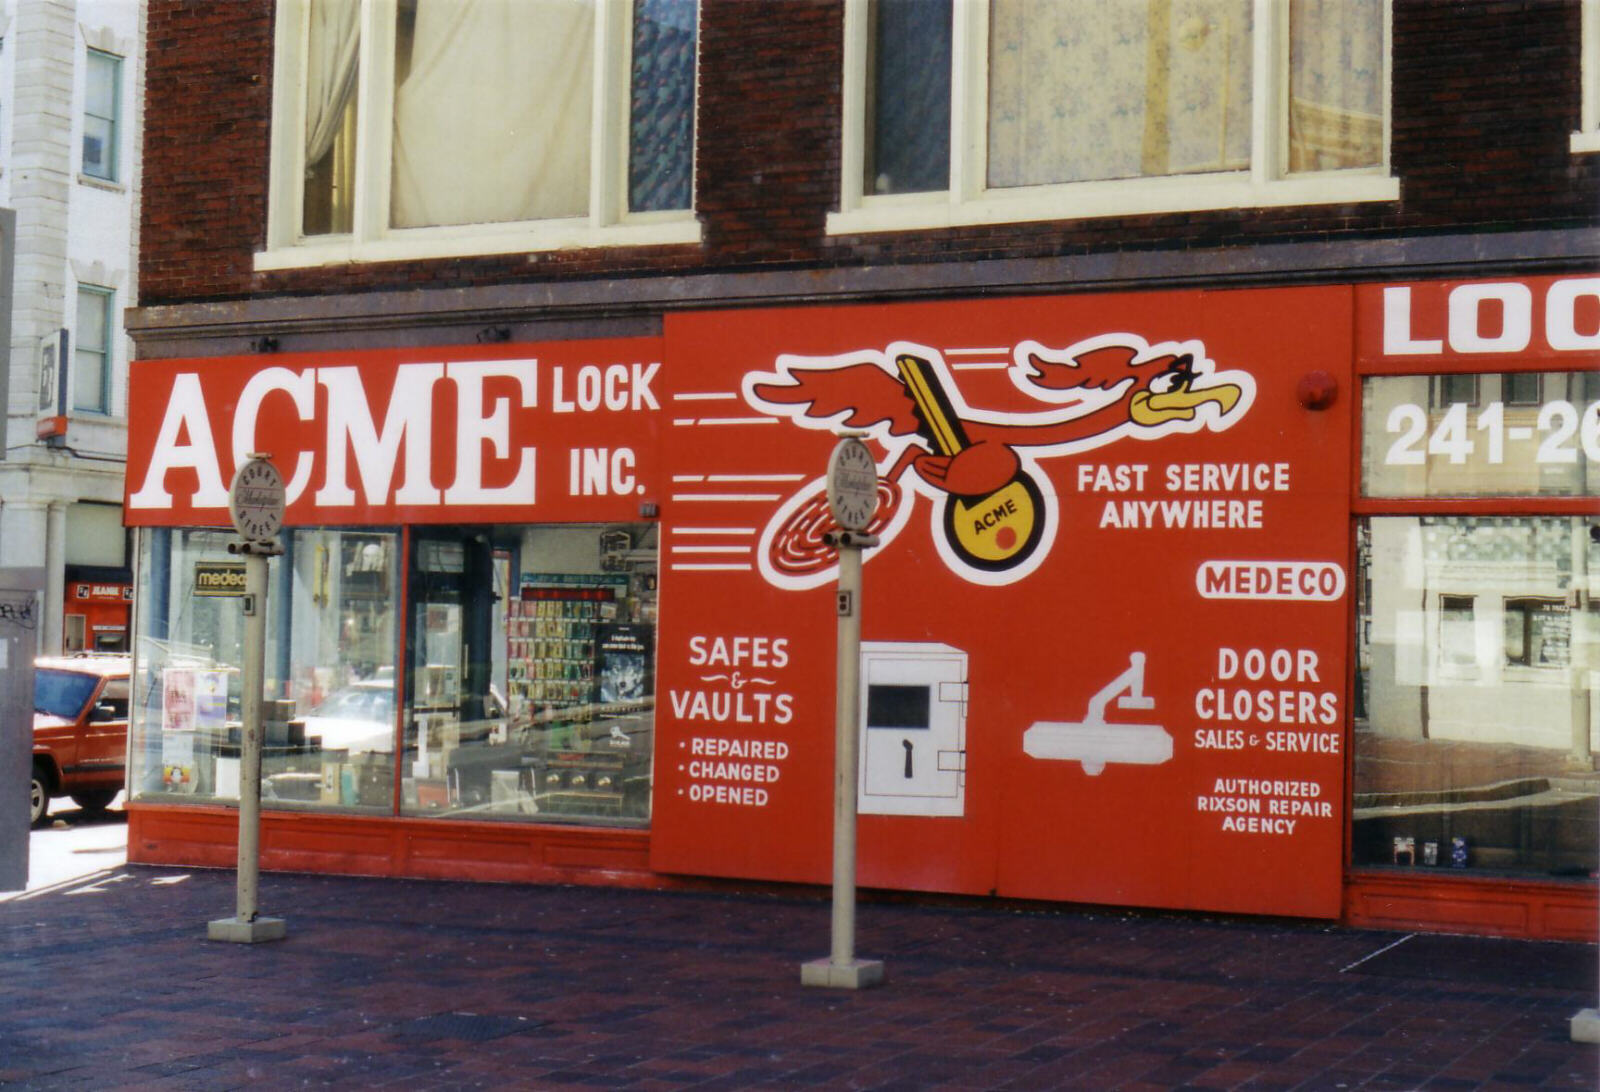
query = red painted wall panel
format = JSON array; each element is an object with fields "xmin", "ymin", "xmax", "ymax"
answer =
[{"xmin": 651, "ymin": 286, "xmax": 1355, "ymax": 918}]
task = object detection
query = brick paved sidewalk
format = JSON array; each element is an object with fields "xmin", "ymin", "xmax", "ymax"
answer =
[{"xmin": 0, "ymin": 866, "xmax": 1594, "ymax": 1089}]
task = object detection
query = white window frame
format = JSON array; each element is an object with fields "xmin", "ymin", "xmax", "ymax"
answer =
[
  {"xmin": 73, "ymin": 284, "xmax": 115, "ymax": 415},
  {"xmin": 82, "ymin": 48, "xmax": 121, "ymax": 183},
  {"xmin": 259, "ymin": 0, "xmax": 700, "ymax": 271},
  {"xmin": 1575, "ymin": 0, "xmax": 1600, "ymax": 153},
  {"xmin": 831, "ymin": 0, "xmax": 1399, "ymax": 236}
]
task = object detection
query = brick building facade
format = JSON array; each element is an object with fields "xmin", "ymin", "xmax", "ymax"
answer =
[{"xmin": 135, "ymin": 0, "xmax": 1595, "ymax": 317}]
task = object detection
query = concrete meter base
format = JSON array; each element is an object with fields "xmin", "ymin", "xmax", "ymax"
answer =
[
  {"xmin": 208, "ymin": 916, "xmax": 288, "ymax": 944},
  {"xmin": 801, "ymin": 957, "xmax": 885, "ymax": 990},
  {"xmin": 1572, "ymin": 1008, "xmax": 1600, "ymax": 1044}
]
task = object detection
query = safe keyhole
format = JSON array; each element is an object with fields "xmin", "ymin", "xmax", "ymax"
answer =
[{"xmin": 902, "ymin": 739, "xmax": 914, "ymax": 779}]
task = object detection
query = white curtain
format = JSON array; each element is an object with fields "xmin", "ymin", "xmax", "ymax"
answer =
[
  {"xmin": 391, "ymin": 0, "xmax": 594, "ymax": 229},
  {"xmin": 304, "ymin": 0, "xmax": 360, "ymax": 167}
]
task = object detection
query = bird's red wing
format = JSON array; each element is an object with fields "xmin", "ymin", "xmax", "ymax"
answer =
[
  {"xmin": 1026, "ymin": 346, "xmax": 1180, "ymax": 392},
  {"xmin": 751, "ymin": 362, "xmax": 922, "ymax": 435}
]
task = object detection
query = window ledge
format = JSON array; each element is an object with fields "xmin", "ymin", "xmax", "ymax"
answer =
[
  {"xmin": 1502, "ymin": 664, "xmax": 1569, "ymax": 680},
  {"xmin": 1571, "ymin": 131, "xmax": 1600, "ymax": 155},
  {"xmin": 826, "ymin": 172, "xmax": 1401, "ymax": 236},
  {"xmin": 255, "ymin": 215, "xmax": 703, "ymax": 272},
  {"xmin": 77, "ymin": 173, "xmax": 126, "ymax": 194}
]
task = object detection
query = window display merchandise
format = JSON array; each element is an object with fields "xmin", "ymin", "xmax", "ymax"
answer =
[{"xmin": 131, "ymin": 523, "xmax": 658, "ymax": 828}]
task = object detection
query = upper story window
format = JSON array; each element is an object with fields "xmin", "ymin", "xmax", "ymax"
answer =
[
  {"xmin": 262, "ymin": 0, "xmax": 699, "ymax": 269},
  {"xmin": 833, "ymin": 0, "xmax": 1398, "ymax": 235},
  {"xmin": 83, "ymin": 48, "xmax": 121, "ymax": 182},
  {"xmin": 74, "ymin": 285, "xmax": 114, "ymax": 414},
  {"xmin": 1577, "ymin": 0, "xmax": 1600, "ymax": 152}
]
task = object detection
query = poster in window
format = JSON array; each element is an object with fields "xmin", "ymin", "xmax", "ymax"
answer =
[
  {"xmin": 161, "ymin": 728, "xmax": 196, "ymax": 793},
  {"xmin": 1532, "ymin": 603, "xmax": 1570, "ymax": 667},
  {"xmin": 161, "ymin": 667, "xmax": 195, "ymax": 733},
  {"xmin": 597, "ymin": 623, "xmax": 653, "ymax": 704},
  {"xmin": 195, "ymin": 669, "xmax": 228, "ymax": 731}
]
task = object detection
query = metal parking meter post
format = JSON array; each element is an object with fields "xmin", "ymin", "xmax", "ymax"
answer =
[
  {"xmin": 802, "ymin": 437, "xmax": 885, "ymax": 990},
  {"xmin": 208, "ymin": 539, "xmax": 286, "ymax": 944},
  {"xmin": 208, "ymin": 455, "xmax": 288, "ymax": 944},
  {"xmin": 0, "ymin": 568, "xmax": 44, "ymax": 892}
]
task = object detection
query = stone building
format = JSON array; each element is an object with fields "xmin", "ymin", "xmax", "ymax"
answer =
[{"xmin": 0, "ymin": 0, "xmax": 142, "ymax": 654}]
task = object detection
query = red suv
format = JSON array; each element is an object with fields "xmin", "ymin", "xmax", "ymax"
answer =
[{"xmin": 31, "ymin": 654, "xmax": 131, "ymax": 826}]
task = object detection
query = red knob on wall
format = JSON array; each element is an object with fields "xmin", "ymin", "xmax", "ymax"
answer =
[{"xmin": 1297, "ymin": 371, "xmax": 1338, "ymax": 411}]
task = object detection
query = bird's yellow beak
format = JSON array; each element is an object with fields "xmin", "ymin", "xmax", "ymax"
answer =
[{"xmin": 1130, "ymin": 382, "xmax": 1242, "ymax": 426}]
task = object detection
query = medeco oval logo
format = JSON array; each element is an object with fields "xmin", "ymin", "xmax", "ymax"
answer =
[{"xmin": 1196, "ymin": 560, "xmax": 1347, "ymax": 602}]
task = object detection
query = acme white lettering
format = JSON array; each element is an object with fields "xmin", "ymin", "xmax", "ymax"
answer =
[{"xmin": 129, "ymin": 357, "xmax": 647, "ymax": 512}]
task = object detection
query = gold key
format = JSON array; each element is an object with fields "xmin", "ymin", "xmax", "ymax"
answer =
[{"xmin": 895, "ymin": 354, "xmax": 1044, "ymax": 572}]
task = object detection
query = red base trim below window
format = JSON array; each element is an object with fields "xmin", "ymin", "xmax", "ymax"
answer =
[
  {"xmin": 129, "ymin": 807, "xmax": 1598, "ymax": 942},
  {"xmin": 127, "ymin": 804, "xmax": 665, "ymax": 890},
  {"xmin": 1344, "ymin": 871, "xmax": 1597, "ymax": 941}
]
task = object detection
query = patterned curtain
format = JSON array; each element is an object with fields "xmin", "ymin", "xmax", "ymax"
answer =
[
  {"xmin": 988, "ymin": 0, "xmax": 1253, "ymax": 189},
  {"xmin": 1288, "ymin": 0, "xmax": 1384, "ymax": 171}
]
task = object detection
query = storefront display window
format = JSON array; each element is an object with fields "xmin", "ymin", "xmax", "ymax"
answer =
[
  {"xmin": 1363, "ymin": 371, "xmax": 1599, "ymax": 498},
  {"xmin": 1352, "ymin": 514, "xmax": 1597, "ymax": 877},
  {"xmin": 132, "ymin": 521, "xmax": 660, "ymax": 828},
  {"xmin": 130, "ymin": 526, "xmax": 400, "ymax": 813},
  {"xmin": 400, "ymin": 523, "xmax": 657, "ymax": 826}
]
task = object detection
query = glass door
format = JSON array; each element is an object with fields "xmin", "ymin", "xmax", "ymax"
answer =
[{"xmin": 403, "ymin": 529, "xmax": 505, "ymax": 812}]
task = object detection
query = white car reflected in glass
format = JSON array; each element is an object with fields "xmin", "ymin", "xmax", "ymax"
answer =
[{"xmin": 301, "ymin": 680, "xmax": 395, "ymax": 754}]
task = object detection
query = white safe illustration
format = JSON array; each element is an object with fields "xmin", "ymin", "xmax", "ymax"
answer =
[{"xmin": 857, "ymin": 641, "xmax": 968, "ymax": 817}]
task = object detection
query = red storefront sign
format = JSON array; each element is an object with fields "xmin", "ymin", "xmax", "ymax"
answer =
[
  {"xmin": 1358, "ymin": 274, "xmax": 1600, "ymax": 367},
  {"xmin": 66, "ymin": 581, "xmax": 133, "ymax": 652},
  {"xmin": 124, "ymin": 337, "xmax": 666, "ymax": 527}
]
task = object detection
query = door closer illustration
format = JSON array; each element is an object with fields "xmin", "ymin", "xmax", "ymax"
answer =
[
  {"xmin": 1023, "ymin": 652, "xmax": 1171, "ymax": 775},
  {"xmin": 858, "ymin": 642, "xmax": 967, "ymax": 817}
]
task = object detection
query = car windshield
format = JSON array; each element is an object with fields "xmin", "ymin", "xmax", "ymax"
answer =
[{"xmin": 34, "ymin": 669, "xmax": 99, "ymax": 718}]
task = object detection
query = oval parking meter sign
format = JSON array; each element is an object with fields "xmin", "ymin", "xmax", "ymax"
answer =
[
  {"xmin": 826, "ymin": 437, "xmax": 878, "ymax": 532},
  {"xmin": 228, "ymin": 455, "xmax": 285, "ymax": 543}
]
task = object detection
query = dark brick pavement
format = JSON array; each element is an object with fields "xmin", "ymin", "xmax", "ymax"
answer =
[{"xmin": 0, "ymin": 866, "xmax": 1594, "ymax": 1089}]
